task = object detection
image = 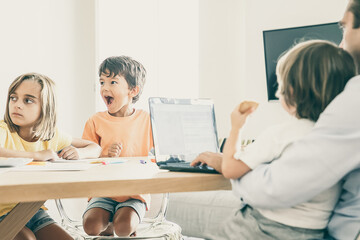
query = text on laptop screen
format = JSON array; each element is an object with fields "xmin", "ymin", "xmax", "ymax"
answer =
[{"xmin": 149, "ymin": 98, "xmax": 219, "ymax": 161}]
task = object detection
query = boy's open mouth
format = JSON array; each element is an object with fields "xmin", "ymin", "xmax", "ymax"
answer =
[{"xmin": 105, "ymin": 96, "xmax": 114, "ymax": 105}]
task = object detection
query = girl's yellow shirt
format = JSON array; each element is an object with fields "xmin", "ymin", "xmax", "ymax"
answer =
[{"xmin": 0, "ymin": 120, "xmax": 72, "ymax": 216}]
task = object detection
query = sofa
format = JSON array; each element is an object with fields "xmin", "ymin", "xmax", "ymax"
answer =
[{"xmin": 166, "ymin": 190, "xmax": 242, "ymax": 239}]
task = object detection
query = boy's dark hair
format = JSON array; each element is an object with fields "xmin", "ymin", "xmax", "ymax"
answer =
[
  {"xmin": 99, "ymin": 56, "xmax": 146, "ymax": 103},
  {"xmin": 276, "ymin": 40, "xmax": 356, "ymax": 122},
  {"xmin": 348, "ymin": 0, "xmax": 360, "ymax": 28}
]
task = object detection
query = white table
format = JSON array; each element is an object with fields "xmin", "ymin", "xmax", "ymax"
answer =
[{"xmin": 0, "ymin": 158, "xmax": 231, "ymax": 240}]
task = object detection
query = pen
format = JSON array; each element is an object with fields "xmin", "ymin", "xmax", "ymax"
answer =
[
  {"xmin": 110, "ymin": 161, "xmax": 125, "ymax": 164},
  {"xmin": 139, "ymin": 160, "xmax": 147, "ymax": 164}
]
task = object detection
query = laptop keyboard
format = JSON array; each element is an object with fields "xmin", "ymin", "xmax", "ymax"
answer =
[
  {"xmin": 167, "ymin": 162, "xmax": 193, "ymax": 168},
  {"xmin": 167, "ymin": 162, "xmax": 213, "ymax": 170},
  {"xmin": 161, "ymin": 158, "xmax": 197, "ymax": 168},
  {"xmin": 157, "ymin": 157, "xmax": 218, "ymax": 173}
]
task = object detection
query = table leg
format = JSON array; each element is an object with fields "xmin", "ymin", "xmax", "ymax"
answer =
[{"xmin": 0, "ymin": 201, "xmax": 45, "ymax": 240}]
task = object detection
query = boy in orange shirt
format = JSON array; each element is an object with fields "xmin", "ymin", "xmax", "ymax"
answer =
[{"xmin": 82, "ymin": 56, "xmax": 153, "ymax": 237}]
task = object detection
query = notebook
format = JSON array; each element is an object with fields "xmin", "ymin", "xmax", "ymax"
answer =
[{"xmin": 149, "ymin": 97, "xmax": 219, "ymax": 173}]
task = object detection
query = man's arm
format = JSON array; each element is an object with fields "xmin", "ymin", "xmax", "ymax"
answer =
[
  {"xmin": 232, "ymin": 135, "xmax": 359, "ymax": 208},
  {"xmin": 232, "ymin": 77, "xmax": 360, "ymax": 208},
  {"xmin": 327, "ymin": 169, "xmax": 360, "ymax": 240}
]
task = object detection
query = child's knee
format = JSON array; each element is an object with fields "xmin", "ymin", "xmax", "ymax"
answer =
[
  {"xmin": 113, "ymin": 222, "xmax": 134, "ymax": 237},
  {"xmin": 83, "ymin": 215, "xmax": 106, "ymax": 236},
  {"xmin": 112, "ymin": 208, "xmax": 140, "ymax": 237},
  {"xmin": 83, "ymin": 207, "xmax": 112, "ymax": 235},
  {"xmin": 14, "ymin": 227, "xmax": 36, "ymax": 240}
]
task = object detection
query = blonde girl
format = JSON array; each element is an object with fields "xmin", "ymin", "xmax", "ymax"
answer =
[{"xmin": 0, "ymin": 73, "xmax": 101, "ymax": 240}]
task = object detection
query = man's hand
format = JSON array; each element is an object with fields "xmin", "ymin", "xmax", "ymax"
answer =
[
  {"xmin": 108, "ymin": 143, "xmax": 123, "ymax": 158},
  {"xmin": 58, "ymin": 146, "xmax": 81, "ymax": 160},
  {"xmin": 190, "ymin": 152, "xmax": 223, "ymax": 173}
]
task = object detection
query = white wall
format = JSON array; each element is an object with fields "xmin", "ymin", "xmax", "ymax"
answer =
[
  {"xmin": 0, "ymin": 0, "xmax": 348, "ymax": 140},
  {"xmin": 199, "ymin": 0, "xmax": 247, "ymax": 140},
  {"xmin": 0, "ymin": 0, "xmax": 96, "ymax": 138},
  {"xmin": 97, "ymin": 0, "xmax": 199, "ymax": 112},
  {"xmin": 199, "ymin": 0, "xmax": 348, "ymax": 139}
]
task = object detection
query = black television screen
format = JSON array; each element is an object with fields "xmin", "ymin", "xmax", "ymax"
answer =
[{"xmin": 263, "ymin": 22, "xmax": 343, "ymax": 101}]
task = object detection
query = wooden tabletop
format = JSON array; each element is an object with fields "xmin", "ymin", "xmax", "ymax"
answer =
[{"xmin": 0, "ymin": 158, "xmax": 231, "ymax": 203}]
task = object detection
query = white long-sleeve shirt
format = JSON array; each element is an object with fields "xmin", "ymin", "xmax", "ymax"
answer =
[
  {"xmin": 234, "ymin": 118, "xmax": 341, "ymax": 229},
  {"xmin": 232, "ymin": 75, "xmax": 360, "ymax": 240}
]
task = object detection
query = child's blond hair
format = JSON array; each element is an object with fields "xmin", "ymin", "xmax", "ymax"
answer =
[
  {"xmin": 4, "ymin": 73, "xmax": 57, "ymax": 141},
  {"xmin": 276, "ymin": 40, "xmax": 356, "ymax": 121}
]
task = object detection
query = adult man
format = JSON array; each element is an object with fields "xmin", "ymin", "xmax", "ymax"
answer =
[
  {"xmin": 230, "ymin": 1, "xmax": 360, "ymax": 239},
  {"xmin": 194, "ymin": 0, "xmax": 360, "ymax": 239}
]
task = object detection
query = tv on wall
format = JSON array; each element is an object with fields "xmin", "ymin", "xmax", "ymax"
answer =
[{"xmin": 263, "ymin": 22, "xmax": 343, "ymax": 101}]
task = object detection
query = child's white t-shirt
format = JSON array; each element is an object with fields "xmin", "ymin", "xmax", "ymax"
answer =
[{"xmin": 234, "ymin": 117, "xmax": 341, "ymax": 229}]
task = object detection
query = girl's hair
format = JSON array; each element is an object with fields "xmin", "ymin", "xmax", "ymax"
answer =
[
  {"xmin": 98, "ymin": 56, "xmax": 147, "ymax": 103},
  {"xmin": 4, "ymin": 73, "xmax": 57, "ymax": 141},
  {"xmin": 276, "ymin": 40, "xmax": 356, "ymax": 121}
]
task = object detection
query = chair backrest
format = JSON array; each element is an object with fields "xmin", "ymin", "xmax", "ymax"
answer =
[{"xmin": 145, "ymin": 193, "xmax": 167, "ymax": 219}]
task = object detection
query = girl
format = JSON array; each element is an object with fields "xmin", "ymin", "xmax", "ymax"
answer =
[
  {"xmin": 0, "ymin": 73, "xmax": 102, "ymax": 240},
  {"xmin": 192, "ymin": 40, "xmax": 357, "ymax": 239}
]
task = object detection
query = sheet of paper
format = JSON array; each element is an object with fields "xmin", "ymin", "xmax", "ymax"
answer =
[
  {"xmin": 0, "ymin": 158, "xmax": 33, "ymax": 167},
  {"xmin": 52, "ymin": 159, "xmax": 97, "ymax": 164},
  {"xmin": 52, "ymin": 158, "xmax": 128, "ymax": 165},
  {"xmin": 13, "ymin": 162, "xmax": 95, "ymax": 171}
]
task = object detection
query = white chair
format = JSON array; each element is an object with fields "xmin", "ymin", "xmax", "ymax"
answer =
[{"xmin": 55, "ymin": 193, "xmax": 182, "ymax": 240}]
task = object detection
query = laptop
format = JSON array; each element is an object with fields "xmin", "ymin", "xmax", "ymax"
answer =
[{"xmin": 149, "ymin": 97, "xmax": 219, "ymax": 173}]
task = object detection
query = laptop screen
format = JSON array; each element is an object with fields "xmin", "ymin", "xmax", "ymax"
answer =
[{"xmin": 149, "ymin": 98, "xmax": 219, "ymax": 163}]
